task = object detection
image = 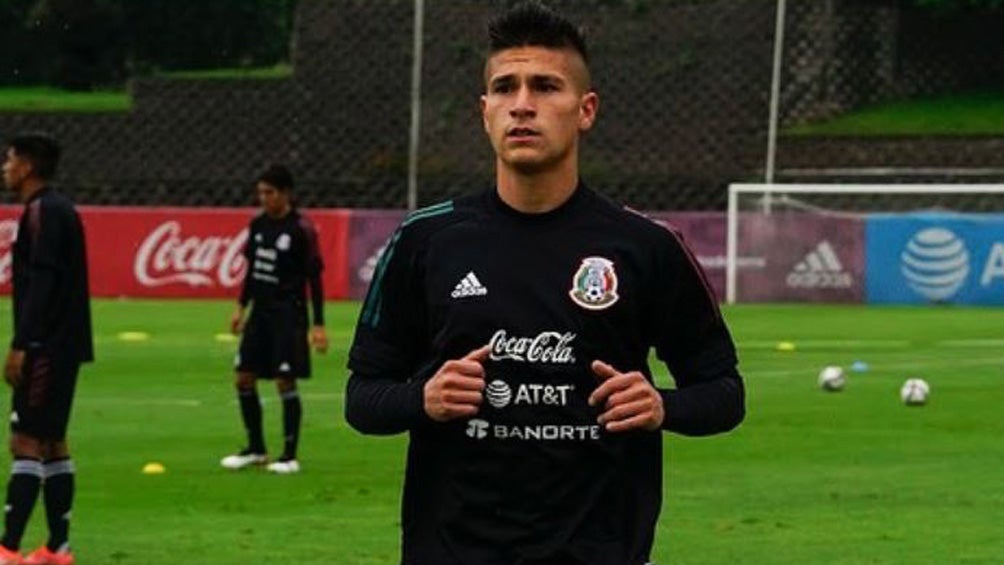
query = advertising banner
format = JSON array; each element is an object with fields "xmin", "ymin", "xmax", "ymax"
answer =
[
  {"xmin": 735, "ymin": 212, "xmax": 866, "ymax": 302},
  {"xmin": 866, "ymin": 213, "xmax": 1004, "ymax": 305},
  {"xmin": 348, "ymin": 211, "xmax": 738, "ymax": 302},
  {"xmin": 347, "ymin": 209, "xmax": 406, "ymax": 300},
  {"xmin": 0, "ymin": 206, "xmax": 350, "ymax": 299},
  {"xmin": 0, "ymin": 211, "xmax": 17, "ymax": 289},
  {"xmin": 4, "ymin": 204, "xmax": 811, "ymax": 304},
  {"xmin": 647, "ymin": 212, "xmax": 731, "ymax": 301}
]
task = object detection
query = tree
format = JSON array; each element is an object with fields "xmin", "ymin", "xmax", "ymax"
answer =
[
  {"xmin": 913, "ymin": 0, "xmax": 1004, "ymax": 9},
  {"xmin": 32, "ymin": 0, "xmax": 126, "ymax": 90},
  {"xmin": 0, "ymin": 1, "xmax": 296, "ymax": 88}
]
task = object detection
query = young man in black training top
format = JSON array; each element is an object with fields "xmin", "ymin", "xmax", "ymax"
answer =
[
  {"xmin": 1, "ymin": 133, "xmax": 93, "ymax": 565},
  {"xmin": 221, "ymin": 164, "xmax": 328, "ymax": 475},
  {"xmin": 345, "ymin": 2, "xmax": 746, "ymax": 564}
]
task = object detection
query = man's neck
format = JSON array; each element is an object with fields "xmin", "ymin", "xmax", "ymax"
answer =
[
  {"xmin": 17, "ymin": 179, "xmax": 46, "ymax": 203},
  {"xmin": 266, "ymin": 204, "xmax": 292, "ymax": 219},
  {"xmin": 496, "ymin": 161, "xmax": 579, "ymax": 214}
]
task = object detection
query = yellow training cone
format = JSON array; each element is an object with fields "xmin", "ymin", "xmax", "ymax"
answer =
[
  {"xmin": 118, "ymin": 331, "xmax": 150, "ymax": 342},
  {"xmin": 142, "ymin": 462, "xmax": 166, "ymax": 474}
]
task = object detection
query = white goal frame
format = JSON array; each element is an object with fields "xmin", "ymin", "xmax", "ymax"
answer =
[{"xmin": 725, "ymin": 183, "xmax": 1004, "ymax": 304}]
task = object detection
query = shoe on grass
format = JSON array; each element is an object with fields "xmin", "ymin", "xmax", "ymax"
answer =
[
  {"xmin": 24, "ymin": 546, "xmax": 74, "ymax": 565},
  {"xmin": 266, "ymin": 457, "xmax": 300, "ymax": 474},
  {"xmin": 220, "ymin": 448, "xmax": 267, "ymax": 470}
]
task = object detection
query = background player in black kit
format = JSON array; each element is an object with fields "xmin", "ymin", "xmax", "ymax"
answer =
[
  {"xmin": 1, "ymin": 133, "xmax": 93, "ymax": 565},
  {"xmin": 220, "ymin": 164, "xmax": 328, "ymax": 475},
  {"xmin": 345, "ymin": 2, "xmax": 745, "ymax": 564}
]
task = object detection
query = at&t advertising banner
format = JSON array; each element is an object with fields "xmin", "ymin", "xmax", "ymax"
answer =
[{"xmin": 866, "ymin": 213, "xmax": 1004, "ymax": 305}]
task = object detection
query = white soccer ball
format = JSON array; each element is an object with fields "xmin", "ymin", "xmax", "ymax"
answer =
[
  {"xmin": 818, "ymin": 365, "xmax": 846, "ymax": 392},
  {"xmin": 583, "ymin": 286, "xmax": 605, "ymax": 302},
  {"xmin": 900, "ymin": 378, "xmax": 930, "ymax": 406}
]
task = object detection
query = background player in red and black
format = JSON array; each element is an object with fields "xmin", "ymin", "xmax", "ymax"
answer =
[
  {"xmin": 1, "ymin": 133, "xmax": 93, "ymax": 565},
  {"xmin": 220, "ymin": 164, "xmax": 327, "ymax": 475},
  {"xmin": 345, "ymin": 3, "xmax": 745, "ymax": 564}
]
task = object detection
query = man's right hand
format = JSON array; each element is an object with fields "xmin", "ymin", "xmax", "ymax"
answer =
[
  {"xmin": 230, "ymin": 305, "xmax": 246, "ymax": 335},
  {"xmin": 4, "ymin": 349, "xmax": 25, "ymax": 387},
  {"xmin": 424, "ymin": 345, "xmax": 490, "ymax": 422}
]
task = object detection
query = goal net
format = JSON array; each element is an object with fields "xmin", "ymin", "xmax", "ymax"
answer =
[{"xmin": 726, "ymin": 183, "xmax": 1004, "ymax": 305}]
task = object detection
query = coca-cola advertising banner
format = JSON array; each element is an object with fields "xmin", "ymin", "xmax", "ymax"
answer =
[{"xmin": 0, "ymin": 206, "xmax": 350, "ymax": 299}]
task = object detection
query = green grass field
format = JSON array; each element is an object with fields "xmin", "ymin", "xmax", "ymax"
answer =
[
  {"xmin": 154, "ymin": 64, "xmax": 293, "ymax": 81},
  {"xmin": 0, "ymin": 66, "xmax": 290, "ymax": 113},
  {"xmin": 0, "ymin": 87, "xmax": 132, "ymax": 113},
  {"xmin": 0, "ymin": 299, "xmax": 1001, "ymax": 564},
  {"xmin": 784, "ymin": 90, "xmax": 1004, "ymax": 136}
]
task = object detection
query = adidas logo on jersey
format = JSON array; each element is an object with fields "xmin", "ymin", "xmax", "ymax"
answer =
[
  {"xmin": 786, "ymin": 240, "xmax": 852, "ymax": 289},
  {"xmin": 451, "ymin": 271, "xmax": 488, "ymax": 298}
]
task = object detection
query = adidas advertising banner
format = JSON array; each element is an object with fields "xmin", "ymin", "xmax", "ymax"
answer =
[
  {"xmin": 866, "ymin": 214, "xmax": 1004, "ymax": 305},
  {"xmin": 733, "ymin": 213, "xmax": 866, "ymax": 303}
]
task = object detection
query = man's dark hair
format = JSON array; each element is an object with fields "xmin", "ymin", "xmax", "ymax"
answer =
[
  {"xmin": 488, "ymin": 1, "xmax": 588, "ymax": 64},
  {"xmin": 257, "ymin": 164, "xmax": 294, "ymax": 191},
  {"xmin": 7, "ymin": 132, "xmax": 60, "ymax": 180}
]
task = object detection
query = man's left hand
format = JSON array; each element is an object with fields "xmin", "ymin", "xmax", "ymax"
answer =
[
  {"xmin": 4, "ymin": 349, "xmax": 25, "ymax": 387},
  {"xmin": 310, "ymin": 326, "xmax": 328, "ymax": 354},
  {"xmin": 588, "ymin": 360, "xmax": 664, "ymax": 432}
]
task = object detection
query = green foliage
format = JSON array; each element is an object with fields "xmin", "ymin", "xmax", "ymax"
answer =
[
  {"xmin": 0, "ymin": 0, "xmax": 297, "ymax": 90},
  {"xmin": 784, "ymin": 90, "xmax": 1004, "ymax": 136},
  {"xmin": 0, "ymin": 86, "xmax": 131, "ymax": 112},
  {"xmin": 154, "ymin": 64, "xmax": 293, "ymax": 81},
  {"xmin": 913, "ymin": 0, "xmax": 1004, "ymax": 10},
  {"xmin": 0, "ymin": 298, "xmax": 1002, "ymax": 563},
  {"xmin": 122, "ymin": 0, "xmax": 298, "ymax": 75}
]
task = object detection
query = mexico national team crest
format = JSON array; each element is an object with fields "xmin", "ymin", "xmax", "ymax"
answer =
[{"xmin": 569, "ymin": 257, "xmax": 619, "ymax": 310}]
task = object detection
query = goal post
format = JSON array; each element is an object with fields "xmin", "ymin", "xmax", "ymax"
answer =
[{"xmin": 726, "ymin": 183, "xmax": 1004, "ymax": 305}]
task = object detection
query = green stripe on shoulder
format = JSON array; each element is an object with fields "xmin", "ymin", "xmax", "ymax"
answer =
[
  {"xmin": 360, "ymin": 200, "xmax": 455, "ymax": 328},
  {"xmin": 402, "ymin": 200, "xmax": 454, "ymax": 227}
]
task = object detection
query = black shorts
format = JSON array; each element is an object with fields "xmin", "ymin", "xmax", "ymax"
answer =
[
  {"xmin": 11, "ymin": 351, "xmax": 80, "ymax": 441},
  {"xmin": 236, "ymin": 304, "xmax": 311, "ymax": 379}
]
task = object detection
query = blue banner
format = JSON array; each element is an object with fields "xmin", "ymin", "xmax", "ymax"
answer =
[{"xmin": 866, "ymin": 213, "xmax": 1004, "ymax": 305}]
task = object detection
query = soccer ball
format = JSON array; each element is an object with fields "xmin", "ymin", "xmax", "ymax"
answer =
[
  {"xmin": 900, "ymin": 378, "xmax": 930, "ymax": 406},
  {"xmin": 818, "ymin": 365, "xmax": 846, "ymax": 392},
  {"xmin": 583, "ymin": 285, "xmax": 605, "ymax": 302}
]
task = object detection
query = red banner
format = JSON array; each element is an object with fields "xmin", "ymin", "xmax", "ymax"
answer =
[{"xmin": 0, "ymin": 206, "xmax": 350, "ymax": 299}]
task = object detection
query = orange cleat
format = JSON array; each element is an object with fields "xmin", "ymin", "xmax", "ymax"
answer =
[
  {"xmin": 23, "ymin": 547, "xmax": 73, "ymax": 565},
  {"xmin": 0, "ymin": 545, "xmax": 23, "ymax": 565}
]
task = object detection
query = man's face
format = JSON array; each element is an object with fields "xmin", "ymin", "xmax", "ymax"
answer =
[
  {"xmin": 256, "ymin": 181, "xmax": 290, "ymax": 217},
  {"xmin": 1, "ymin": 147, "xmax": 31, "ymax": 193},
  {"xmin": 481, "ymin": 46, "xmax": 598, "ymax": 175}
]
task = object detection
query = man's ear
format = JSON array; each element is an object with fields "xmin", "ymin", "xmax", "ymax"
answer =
[
  {"xmin": 480, "ymin": 94, "xmax": 490, "ymax": 133},
  {"xmin": 579, "ymin": 91, "xmax": 599, "ymax": 132}
]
